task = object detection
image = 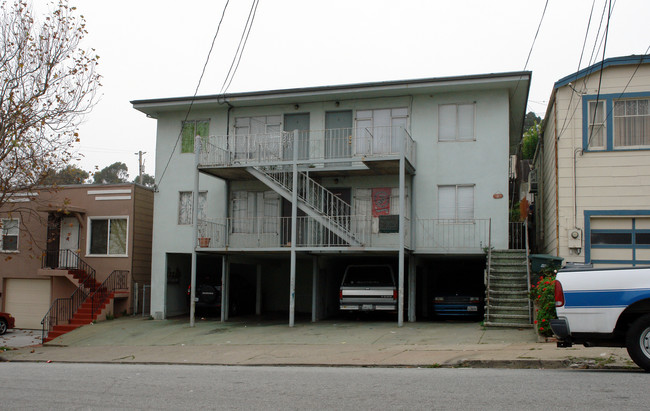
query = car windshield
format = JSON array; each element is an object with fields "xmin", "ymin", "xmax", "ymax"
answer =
[{"xmin": 342, "ymin": 266, "xmax": 394, "ymax": 286}]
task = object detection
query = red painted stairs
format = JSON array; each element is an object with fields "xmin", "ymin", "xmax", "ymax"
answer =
[{"xmin": 43, "ymin": 270, "xmax": 114, "ymax": 343}]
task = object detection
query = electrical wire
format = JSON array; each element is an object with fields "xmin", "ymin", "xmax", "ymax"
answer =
[
  {"xmin": 156, "ymin": 0, "xmax": 231, "ymax": 189},
  {"xmin": 219, "ymin": 0, "xmax": 260, "ymax": 95},
  {"xmin": 586, "ymin": 0, "xmax": 612, "ymax": 148}
]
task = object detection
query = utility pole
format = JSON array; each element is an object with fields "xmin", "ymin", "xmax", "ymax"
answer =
[{"xmin": 134, "ymin": 151, "xmax": 146, "ymax": 183}]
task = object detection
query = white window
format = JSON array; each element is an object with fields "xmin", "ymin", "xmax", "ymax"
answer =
[
  {"xmin": 181, "ymin": 120, "xmax": 210, "ymax": 153},
  {"xmin": 178, "ymin": 191, "xmax": 207, "ymax": 225},
  {"xmin": 438, "ymin": 185, "xmax": 474, "ymax": 220},
  {"xmin": 1, "ymin": 218, "xmax": 19, "ymax": 251},
  {"xmin": 438, "ymin": 103, "xmax": 475, "ymax": 141},
  {"xmin": 88, "ymin": 217, "xmax": 128, "ymax": 256},
  {"xmin": 234, "ymin": 116, "xmax": 282, "ymax": 160},
  {"xmin": 587, "ymin": 100, "xmax": 606, "ymax": 149},
  {"xmin": 231, "ymin": 191, "xmax": 280, "ymax": 233},
  {"xmin": 614, "ymin": 98, "xmax": 650, "ymax": 148},
  {"xmin": 355, "ymin": 108, "xmax": 408, "ymax": 154}
]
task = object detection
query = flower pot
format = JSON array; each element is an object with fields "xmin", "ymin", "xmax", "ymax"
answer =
[{"xmin": 198, "ymin": 237, "xmax": 210, "ymax": 248}]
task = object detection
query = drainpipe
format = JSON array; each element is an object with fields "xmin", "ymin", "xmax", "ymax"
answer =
[{"xmin": 289, "ymin": 130, "xmax": 299, "ymax": 327}]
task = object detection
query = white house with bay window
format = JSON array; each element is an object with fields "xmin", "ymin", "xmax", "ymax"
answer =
[
  {"xmin": 132, "ymin": 71, "xmax": 530, "ymax": 324},
  {"xmin": 535, "ymin": 54, "xmax": 650, "ymax": 268}
]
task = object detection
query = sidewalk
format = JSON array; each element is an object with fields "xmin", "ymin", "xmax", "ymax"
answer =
[{"xmin": 0, "ymin": 316, "xmax": 637, "ymax": 370}]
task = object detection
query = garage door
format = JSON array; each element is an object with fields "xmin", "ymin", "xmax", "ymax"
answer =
[
  {"xmin": 4, "ymin": 278, "xmax": 51, "ymax": 329},
  {"xmin": 588, "ymin": 216, "xmax": 650, "ymax": 268}
]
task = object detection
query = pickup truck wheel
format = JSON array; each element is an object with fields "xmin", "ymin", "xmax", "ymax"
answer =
[{"xmin": 626, "ymin": 314, "xmax": 650, "ymax": 372}]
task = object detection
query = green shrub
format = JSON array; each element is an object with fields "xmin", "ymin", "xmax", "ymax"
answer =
[{"xmin": 530, "ymin": 266, "xmax": 558, "ymax": 337}]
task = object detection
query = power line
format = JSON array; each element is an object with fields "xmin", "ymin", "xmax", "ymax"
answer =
[
  {"xmin": 586, "ymin": 0, "xmax": 612, "ymax": 148},
  {"xmin": 156, "ymin": 0, "xmax": 231, "ymax": 189},
  {"xmin": 219, "ymin": 0, "xmax": 260, "ymax": 95}
]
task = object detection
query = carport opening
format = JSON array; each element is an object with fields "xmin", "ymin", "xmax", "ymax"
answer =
[{"xmin": 423, "ymin": 256, "xmax": 486, "ymax": 321}]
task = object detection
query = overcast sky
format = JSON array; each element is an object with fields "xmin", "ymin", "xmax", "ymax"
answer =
[{"xmin": 35, "ymin": 0, "xmax": 649, "ymax": 181}]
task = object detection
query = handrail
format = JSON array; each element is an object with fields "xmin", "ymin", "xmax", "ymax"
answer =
[
  {"xmin": 41, "ymin": 250, "xmax": 97, "ymax": 341},
  {"xmin": 524, "ymin": 217, "xmax": 532, "ymax": 323},
  {"xmin": 88, "ymin": 270, "xmax": 130, "ymax": 317},
  {"xmin": 485, "ymin": 218, "xmax": 492, "ymax": 323}
]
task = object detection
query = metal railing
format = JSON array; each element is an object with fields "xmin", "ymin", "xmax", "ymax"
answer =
[
  {"xmin": 41, "ymin": 250, "xmax": 97, "ymax": 341},
  {"xmin": 87, "ymin": 270, "xmax": 130, "ymax": 317},
  {"xmin": 415, "ymin": 218, "xmax": 491, "ymax": 252},
  {"xmin": 199, "ymin": 126, "xmax": 416, "ymax": 168},
  {"xmin": 509, "ymin": 221, "xmax": 526, "ymax": 250}
]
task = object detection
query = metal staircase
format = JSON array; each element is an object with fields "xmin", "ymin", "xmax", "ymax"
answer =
[
  {"xmin": 484, "ymin": 250, "xmax": 532, "ymax": 328},
  {"xmin": 246, "ymin": 166, "xmax": 363, "ymax": 246}
]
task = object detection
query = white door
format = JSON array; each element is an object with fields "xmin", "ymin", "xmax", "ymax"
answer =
[
  {"xmin": 5, "ymin": 278, "xmax": 51, "ymax": 329},
  {"xmin": 59, "ymin": 217, "xmax": 79, "ymax": 266}
]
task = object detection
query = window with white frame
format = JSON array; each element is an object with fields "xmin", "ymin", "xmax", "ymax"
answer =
[
  {"xmin": 1, "ymin": 218, "xmax": 19, "ymax": 251},
  {"xmin": 438, "ymin": 103, "xmax": 475, "ymax": 141},
  {"xmin": 234, "ymin": 116, "xmax": 282, "ymax": 160},
  {"xmin": 181, "ymin": 120, "xmax": 210, "ymax": 153},
  {"xmin": 438, "ymin": 185, "xmax": 474, "ymax": 220},
  {"xmin": 355, "ymin": 108, "xmax": 408, "ymax": 154},
  {"xmin": 614, "ymin": 98, "xmax": 650, "ymax": 148},
  {"xmin": 231, "ymin": 191, "xmax": 280, "ymax": 233},
  {"xmin": 587, "ymin": 100, "xmax": 606, "ymax": 149},
  {"xmin": 88, "ymin": 217, "xmax": 128, "ymax": 256},
  {"xmin": 178, "ymin": 191, "xmax": 207, "ymax": 225}
]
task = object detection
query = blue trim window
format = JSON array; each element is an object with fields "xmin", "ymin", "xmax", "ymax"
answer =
[{"xmin": 583, "ymin": 92, "xmax": 650, "ymax": 151}]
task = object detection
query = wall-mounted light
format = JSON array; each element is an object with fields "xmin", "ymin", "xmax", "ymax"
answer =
[
  {"xmin": 294, "ymin": 104, "xmax": 300, "ymax": 110},
  {"xmin": 335, "ymin": 101, "xmax": 340, "ymax": 107},
  {"xmin": 334, "ymin": 178, "xmax": 339, "ymax": 184}
]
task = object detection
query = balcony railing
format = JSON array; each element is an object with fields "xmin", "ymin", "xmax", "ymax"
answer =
[
  {"xmin": 199, "ymin": 126, "xmax": 416, "ymax": 168},
  {"xmin": 198, "ymin": 215, "xmax": 417, "ymax": 249},
  {"xmin": 415, "ymin": 218, "xmax": 491, "ymax": 252}
]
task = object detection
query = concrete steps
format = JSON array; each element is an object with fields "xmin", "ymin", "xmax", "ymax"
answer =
[{"xmin": 485, "ymin": 250, "xmax": 531, "ymax": 328}]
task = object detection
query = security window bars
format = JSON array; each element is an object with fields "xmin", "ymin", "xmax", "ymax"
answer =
[
  {"xmin": 178, "ymin": 191, "xmax": 207, "ymax": 225},
  {"xmin": 1, "ymin": 218, "xmax": 19, "ymax": 251},
  {"xmin": 89, "ymin": 218, "xmax": 127, "ymax": 256},
  {"xmin": 181, "ymin": 120, "xmax": 210, "ymax": 153},
  {"xmin": 439, "ymin": 103, "xmax": 475, "ymax": 141},
  {"xmin": 614, "ymin": 99, "xmax": 650, "ymax": 148}
]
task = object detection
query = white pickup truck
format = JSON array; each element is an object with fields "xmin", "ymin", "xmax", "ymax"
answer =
[{"xmin": 551, "ymin": 266, "xmax": 650, "ymax": 371}]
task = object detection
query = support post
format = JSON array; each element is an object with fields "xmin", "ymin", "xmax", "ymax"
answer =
[
  {"xmin": 312, "ymin": 256, "xmax": 318, "ymax": 322},
  {"xmin": 189, "ymin": 135, "xmax": 201, "ymax": 327},
  {"xmin": 256, "ymin": 263, "xmax": 262, "ymax": 316},
  {"xmin": 221, "ymin": 256, "xmax": 227, "ymax": 322},
  {"xmin": 289, "ymin": 129, "xmax": 299, "ymax": 327},
  {"xmin": 408, "ymin": 254, "xmax": 416, "ymax": 322},
  {"xmin": 398, "ymin": 135, "xmax": 406, "ymax": 327}
]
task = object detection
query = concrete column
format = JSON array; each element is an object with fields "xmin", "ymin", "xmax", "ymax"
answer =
[
  {"xmin": 189, "ymin": 135, "xmax": 201, "ymax": 327},
  {"xmin": 312, "ymin": 256, "xmax": 318, "ymax": 322},
  {"xmin": 221, "ymin": 256, "xmax": 228, "ymax": 322},
  {"xmin": 256, "ymin": 263, "xmax": 262, "ymax": 316},
  {"xmin": 408, "ymin": 254, "xmax": 416, "ymax": 322},
  {"xmin": 289, "ymin": 129, "xmax": 299, "ymax": 327},
  {"xmin": 398, "ymin": 136, "xmax": 406, "ymax": 327}
]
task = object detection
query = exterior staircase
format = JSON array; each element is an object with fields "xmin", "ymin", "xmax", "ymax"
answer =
[
  {"xmin": 247, "ymin": 167, "xmax": 364, "ymax": 246},
  {"xmin": 41, "ymin": 250, "xmax": 128, "ymax": 343},
  {"xmin": 484, "ymin": 249, "xmax": 532, "ymax": 328}
]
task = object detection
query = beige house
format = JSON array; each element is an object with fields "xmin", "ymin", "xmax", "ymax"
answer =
[
  {"xmin": 535, "ymin": 54, "xmax": 650, "ymax": 267},
  {"xmin": 0, "ymin": 183, "xmax": 153, "ymax": 333}
]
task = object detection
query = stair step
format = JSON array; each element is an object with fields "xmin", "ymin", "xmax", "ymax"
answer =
[
  {"xmin": 488, "ymin": 297, "xmax": 529, "ymax": 303},
  {"xmin": 486, "ymin": 313, "xmax": 529, "ymax": 319},
  {"xmin": 484, "ymin": 321, "xmax": 533, "ymax": 328}
]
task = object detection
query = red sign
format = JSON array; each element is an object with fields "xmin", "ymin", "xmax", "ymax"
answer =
[{"xmin": 372, "ymin": 188, "xmax": 391, "ymax": 217}]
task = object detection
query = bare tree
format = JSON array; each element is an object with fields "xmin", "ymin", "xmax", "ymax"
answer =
[{"xmin": 0, "ymin": 0, "xmax": 101, "ymax": 209}]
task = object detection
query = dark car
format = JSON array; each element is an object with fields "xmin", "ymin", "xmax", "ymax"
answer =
[
  {"xmin": 188, "ymin": 275, "xmax": 255, "ymax": 316},
  {"xmin": 0, "ymin": 312, "xmax": 16, "ymax": 335},
  {"xmin": 432, "ymin": 293, "xmax": 484, "ymax": 318}
]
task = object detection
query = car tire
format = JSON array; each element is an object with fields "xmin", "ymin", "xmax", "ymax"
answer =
[
  {"xmin": 0, "ymin": 319, "xmax": 7, "ymax": 335},
  {"xmin": 625, "ymin": 313, "xmax": 650, "ymax": 372}
]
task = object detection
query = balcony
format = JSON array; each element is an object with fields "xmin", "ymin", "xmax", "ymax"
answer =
[
  {"xmin": 198, "ymin": 126, "xmax": 416, "ymax": 179},
  {"xmin": 196, "ymin": 217, "xmax": 490, "ymax": 253},
  {"xmin": 197, "ymin": 216, "xmax": 411, "ymax": 251}
]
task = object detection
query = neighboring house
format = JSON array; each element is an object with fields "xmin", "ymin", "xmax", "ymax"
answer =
[
  {"xmin": 132, "ymin": 72, "xmax": 530, "ymax": 325},
  {"xmin": 535, "ymin": 54, "xmax": 650, "ymax": 267},
  {"xmin": 0, "ymin": 183, "xmax": 153, "ymax": 338}
]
